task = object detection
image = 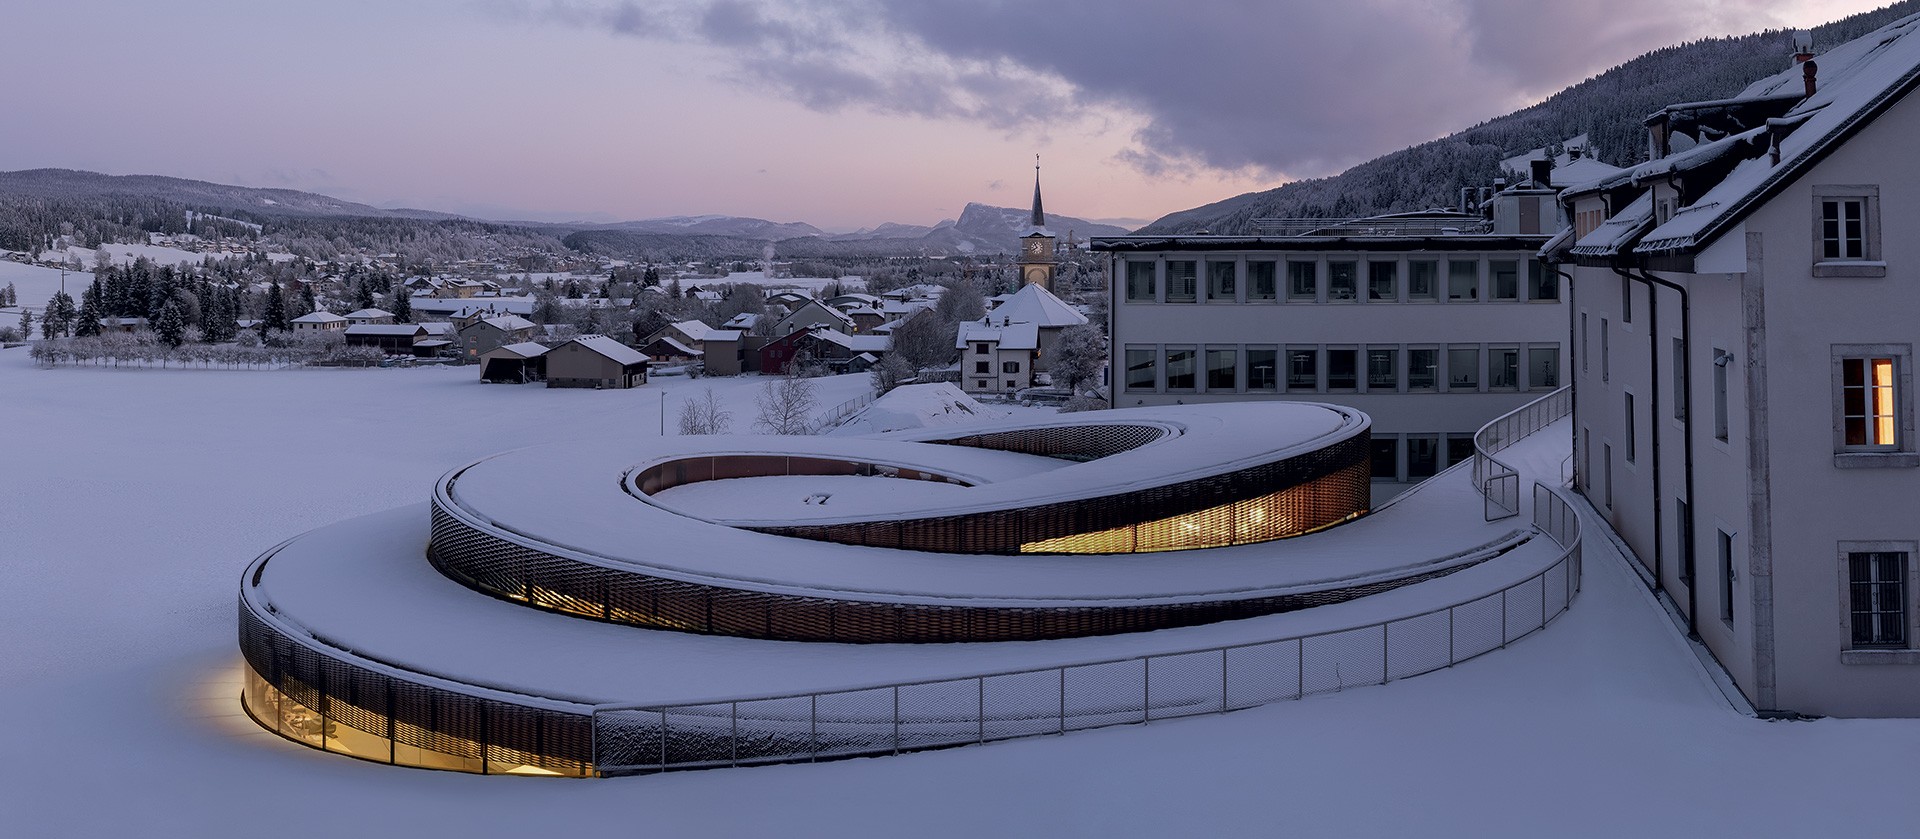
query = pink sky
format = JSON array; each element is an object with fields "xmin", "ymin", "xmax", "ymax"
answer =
[{"xmin": 0, "ymin": 0, "xmax": 1893, "ymax": 229}]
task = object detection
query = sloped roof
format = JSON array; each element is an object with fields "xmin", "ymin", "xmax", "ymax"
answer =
[
  {"xmin": 722, "ymin": 312, "xmax": 760, "ymax": 329},
  {"xmin": 666, "ymin": 319, "xmax": 719, "ymax": 342},
  {"xmin": 645, "ymin": 335, "xmax": 703, "ymax": 357},
  {"xmin": 563, "ymin": 335, "xmax": 649, "ymax": 365},
  {"xmin": 485, "ymin": 341, "xmax": 550, "ymax": 359},
  {"xmin": 291, "ymin": 311, "xmax": 347, "ymax": 323},
  {"xmin": 344, "ymin": 324, "xmax": 426, "ymax": 337},
  {"xmin": 957, "ymin": 320, "xmax": 1040, "ymax": 351},
  {"xmin": 479, "ymin": 315, "xmax": 537, "ymax": 332},
  {"xmin": 988, "ymin": 283, "xmax": 1087, "ymax": 329},
  {"xmin": 345, "ymin": 308, "xmax": 395, "ymax": 319},
  {"xmin": 1569, "ymin": 192, "xmax": 1655, "ymax": 258}
]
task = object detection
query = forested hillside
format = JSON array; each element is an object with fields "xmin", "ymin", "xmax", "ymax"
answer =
[{"xmin": 1143, "ymin": 2, "xmax": 1920, "ymax": 234}]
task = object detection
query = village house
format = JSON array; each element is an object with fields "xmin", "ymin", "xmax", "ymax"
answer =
[
  {"xmin": 545, "ymin": 335, "xmax": 649, "ymax": 389},
  {"xmin": 290, "ymin": 311, "xmax": 348, "ymax": 331}
]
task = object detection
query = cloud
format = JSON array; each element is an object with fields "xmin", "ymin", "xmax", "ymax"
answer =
[{"xmin": 497, "ymin": 0, "xmax": 1861, "ymax": 179}]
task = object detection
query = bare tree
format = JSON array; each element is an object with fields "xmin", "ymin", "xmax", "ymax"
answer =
[
  {"xmin": 677, "ymin": 387, "xmax": 733, "ymax": 435},
  {"xmin": 870, "ymin": 352, "xmax": 913, "ymax": 394},
  {"xmin": 1048, "ymin": 324, "xmax": 1107, "ymax": 393},
  {"xmin": 889, "ymin": 310, "xmax": 956, "ymax": 372},
  {"xmin": 754, "ymin": 373, "xmax": 817, "ymax": 434}
]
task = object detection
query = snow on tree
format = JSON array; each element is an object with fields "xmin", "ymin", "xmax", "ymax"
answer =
[
  {"xmin": 677, "ymin": 387, "xmax": 733, "ymax": 435},
  {"xmin": 155, "ymin": 300, "xmax": 187, "ymax": 348},
  {"xmin": 263, "ymin": 283, "xmax": 289, "ymax": 332},
  {"xmin": 1048, "ymin": 324, "xmax": 1106, "ymax": 393},
  {"xmin": 870, "ymin": 352, "xmax": 913, "ymax": 394},
  {"xmin": 391, "ymin": 286, "xmax": 412, "ymax": 323},
  {"xmin": 754, "ymin": 372, "xmax": 818, "ymax": 435}
]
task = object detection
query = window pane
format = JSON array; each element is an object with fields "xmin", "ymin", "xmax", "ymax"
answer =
[
  {"xmin": 1286, "ymin": 348, "xmax": 1317, "ymax": 390},
  {"xmin": 1843, "ymin": 356, "xmax": 1900, "ymax": 447},
  {"xmin": 1126, "ymin": 262, "xmax": 1157, "ymax": 301},
  {"xmin": 1165, "ymin": 348, "xmax": 1196, "ymax": 389},
  {"xmin": 1408, "ymin": 261, "xmax": 1438, "ymax": 300},
  {"xmin": 1849, "ymin": 551, "xmax": 1907, "ymax": 647},
  {"xmin": 1166, "ymin": 261, "xmax": 1197, "ymax": 302},
  {"xmin": 1368, "ymin": 262, "xmax": 1397, "ymax": 301},
  {"xmin": 1367, "ymin": 348, "xmax": 1397, "ymax": 390},
  {"xmin": 1448, "ymin": 260, "xmax": 1478, "ymax": 301},
  {"xmin": 1327, "ymin": 349, "xmax": 1357, "ymax": 389},
  {"xmin": 1247, "ymin": 261, "xmax": 1277, "ymax": 300},
  {"xmin": 1206, "ymin": 348, "xmax": 1236, "ymax": 391},
  {"xmin": 1448, "ymin": 346, "xmax": 1479, "ymax": 390},
  {"xmin": 1528, "ymin": 262, "xmax": 1557, "ymax": 301},
  {"xmin": 1530, "ymin": 347, "xmax": 1559, "ymax": 389},
  {"xmin": 1408, "ymin": 349, "xmax": 1438, "ymax": 390},
  {"xmin": 1207, "ymin": 261, "xmax": 1236, "ymax": 300},
  {"xmin": 1406, "ymin": 436, "xmax": 1439, "ymax": 479},
  {"xmin": 1489, "ymin": 348, "xmax": 1519, "ymax": 389},
  {"xmin": 1287, "ymin": 261, "xmax": 1318, "ymax": 300},
  {"xmin": 1371, "ymin": 437, "xmax": 1398, "ymax": 479},
  {"xmin": 1247, "ymin": 348, "xmax": 1278, "ymax": 391},
  {"xmin": 1446, "ymin": 435, "xmax": 1475, "ymax": 469},
  {"xmin": 1125, "ymin": 348, "xmax": 1156, "ymax": 390},
  {"xmin": 1490, "ymin": 261, "xmax": 1519, "ymax": 300},
  {"xmin": 1328, "ymin": 262, "xmax": 1357, "ymax": 300}
]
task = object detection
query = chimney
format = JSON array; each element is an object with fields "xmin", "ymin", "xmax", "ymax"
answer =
[
  {"xmin": 1568, "ymin": 146, "xmax": 1583, "ymax": 161},
  {"xmin": 1794, "ymin": 29, "xmax": 1818, "ymax": 97},
  {"xmin": 1530, "ymin": 159, "xmax": 1552, "ymax": 189}
]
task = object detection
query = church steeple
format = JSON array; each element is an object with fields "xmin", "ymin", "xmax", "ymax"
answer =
[{"xmin": 1030, "ymin": 154, "xmax": 1046, "ymax": 229}]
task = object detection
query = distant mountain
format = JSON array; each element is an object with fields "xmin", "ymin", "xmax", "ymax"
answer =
[
  {"xmin": 566, "ymin": 202, "xmax": 1132, "ymax": 261},
  {"xmin": 0, "ymin": 168, "xmax": 463, "ymax": 222},
  {"xmin": 585, "ymin": 215, "xmax": 827, "ymax": 240},
  {"xmin": 1142, "ymin": 1, "xmax": 1920, "ymax": 234}
]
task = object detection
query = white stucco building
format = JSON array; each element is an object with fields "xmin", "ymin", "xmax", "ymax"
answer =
[
  {"xmin": 1095, "ymin": 187, "xmax": 1583, "ymax": 486},
  {"xmin": 1553, "ymin": 18, "xmax": 1920, "ymax": 716}
]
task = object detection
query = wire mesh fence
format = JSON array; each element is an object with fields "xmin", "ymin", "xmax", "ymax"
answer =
[
  {"xmin": 593, "ymin": 483, "xmax": 1583, "ymax": 775},
  {"xmin": 1473, "ymin": 386, "xmax": 1572, "ymax": 520}
]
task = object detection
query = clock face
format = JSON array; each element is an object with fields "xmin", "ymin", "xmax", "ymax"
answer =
[{"xmin": 1025, "ymin": 240, "xmax": 1046, "ymax": 256}]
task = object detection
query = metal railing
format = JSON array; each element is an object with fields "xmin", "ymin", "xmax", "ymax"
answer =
[
  {"xmin": 1472, "ymin": 386, "xmax": 1572, "ymax": 521},
  {"xmin": 591, "ymin": 483, "xmax": 1583, "ymax": 775},
  {"xmin": 810, "ymin": 389, "xmax": 879, "ymax": 434}
]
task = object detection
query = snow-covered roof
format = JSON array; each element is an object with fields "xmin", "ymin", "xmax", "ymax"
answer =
[
  {"xmin": 1569, "ymin": 192, "xmax": 1655, "ymax": 258},
  {"xmin": 646, "ymin": 335, "xmax": 703, "ymax": 357},
  {"xmin": 722, "ymin": 312, "xmax": 761, "ymax": 329},
  {"xmin": 483, "ymin": 341, "xmax": 551, "ymax": 359},
  {"xmin": 809, "ymin": 329, "xmax": 890, "ymax": 353},
  {"xmin": 478, "ymin": 315, "xmax": 537, "ymax": 332},
  {"xmin": 666, "ymin": 319, "xmax": 718, "ymax": 342},
  {"xmin": 705, "ymin": 329, "xmax": 744, "ymax": 342},
  {"xmin": 827, "ymin": 382, "xmax": 1004, "ymax": 437},
  {"xmin": 1580, "ymin": 14, "xmax": 1920, "ymax": 256},
  {"xmin": 344, "ymin": 324, "xmax": 425, "ymax": 336},
  {"xmin": 957, "ymin": 320, "xmax": 1041, "ymax": 351},
  {"xmin": 345, "ymin": 308, "xmax": 394, "ymax": 320},
  {"xmin": 989, "ymin": 283, "xmax": 1088, "ymax": 329},
  {"xmin": 291, "ymin": 311, "xmax": 347, "ymax": 324},
  {"xmin": 563, "ymin": 335, "xmax": 649, "ymax": 366}
]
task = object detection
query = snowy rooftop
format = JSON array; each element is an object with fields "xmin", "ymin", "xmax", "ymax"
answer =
[
  {"xmin": 561, "ymin": 335, "xmax": 649, "ymax": 365},
  {"xmin": 987, "ymin": 283, "xmax": 1087, "ymax": 329}
]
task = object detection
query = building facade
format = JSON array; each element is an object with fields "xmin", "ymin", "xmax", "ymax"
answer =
[
  {"xmin": 1556, "ymin": 18, "xmax": 1920, "ymax": 717},
  {"xmin": 1095, "ymin": 201, "xmax": 1570, "ymax": 486}
]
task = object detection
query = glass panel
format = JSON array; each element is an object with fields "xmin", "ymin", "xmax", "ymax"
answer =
[
  {"xmin": 1207, "ymin": 261, "xmax": 1236, "ymax": 300},
  {"xmin": 1247, "ymin": 261, "xmax": 1277, "ymax": 300},
  {"xmin": 1287, "ymin": 261, "xmax": 1317, "ymax": 300},
  {"xmin": 1408, "ymin": 261, "xmax": 1438, "ymax": 300},
  {"xmin": 1126, "ymin": 262, "xmax": 1156, "ymax": 301},
  {"xmin": 1368, "ymin": 262, "xmax": 1397, "ymax": 301},
  {"xmin": 1408, "ymin": 349, "xmax": 1438, "ymax": 390},
  {"xmin": 1406, "ymin": 436, "xmax": 1439, "ymax": 479},
  {"xmin": 1125, "ymin": 348, "xmax": 1155, "ymax": 391},
  {"xmin": 1206, "ymin": 348, "xmax": 1236, "ymax": 391},
  {"xmin": 1530, "ymin": 347, "xmax": 1559, "ymax": 389},
  {"xmin": 1370, "ymin": 437, "xmax": 1398, "ymax": 479},
  {"xmin": 1489, "ymin": 348, "xmax": 1519, "ymax": 389},
  {"xmin": 1528, "ymin": 262, "xmax": 1556, "ymax": 300},
  {"xmin": 1286, "ymin": 348, "xmax": 1317, "ymax": 390},
  {"xmin": 1165, "ymin": 348, "xmax": 1196, "ymax": 389},
  {"xmin": 1448, "ymin": 260, "xmax": 1479, "ymax": 301},
  {"xmin": 1326, "ymin": 349, "xmax": 1357, "ymax": 389},
  {"xmin": 1367, "ymin": 348, "xmax": 1397, "ymax": 390},
  {"xmin": 1327, "ymin": 261, "xmax": 1357, "ymax": 301},
  {"xmin": 1446, "ymin": 435, "xmax": 1475, "ymax": 468},
  {"xmin": 1247, "ymin": 348, "xmax": 1278, "ymax": 391},
  {"xmin": 1166, "ymin": 261, "xmax": 1197, "ymax": 302},
  {"xmin": 1489, "ymin": 261, "xmax": 1518, "ymax": 300},
  {"xmin": 1448, "ymin": 346, "xmax": 1479, "ymax": 390}
]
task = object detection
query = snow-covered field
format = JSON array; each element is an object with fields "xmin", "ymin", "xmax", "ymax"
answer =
[
  {"xmin": 0, "ymin": 259, "xmax": 84, "ymax": 313},
  {"xmin": 4, "ymin": 347, "xmax": 1920, "ymax": 837}
]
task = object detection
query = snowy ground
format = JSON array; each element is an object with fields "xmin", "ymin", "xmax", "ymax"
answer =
[
  {"xmin": 0, "ymin": 259, "xmax": 85, "ymax": 313},
  {"xmin": 4, "ymin": 348, "xmax": 1920, "ymax": 836}
]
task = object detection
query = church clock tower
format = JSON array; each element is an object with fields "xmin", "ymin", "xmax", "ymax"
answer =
[{"xmin": 1018, "ymin": 156, "xmax": 1056, "ymax": 292}]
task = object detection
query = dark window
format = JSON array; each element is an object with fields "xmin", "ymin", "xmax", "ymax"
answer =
[
  {"xmin": 1448, "ymin": 346, "xmax": 1479, "ymax": 390},
  {"xmin": 1714, "ymin": 350, "xmax": 1730, "ymax": 441},
  {"xmin": 1286, "ymin": 348, "xmax": 1318, "ymax": 391},
  {"xmin": 1719, "ymin": 530, "xmax": 1735, "ymax": 623},
  {"xmin": 1823, "ymin": 198, "xmax": 1867, "ymax": 260},
  {"xmin": 1002, "ymin": 360, "xmax": 1020, "ymax": 374},
  {"xmin": 1849, "ymin": 552, "xmax": 1908, "ymax": 648},
  {"xmin": 1166, "ymin": 261, "xmax": 1197, "ymax": 302},
  {"xmin": 1287, "ymin": 262, "xmax": 1318, "ymax": 300},
  {"xmin": 1166, "ymin": 348, "xmax": 1196, "ymax": 389},
  {"xmin": 1446, "ymin": 435, "xmax": 1475, "ymax": 469},
  {"xmin": 1530, "ymin": 347, "xmax": 1559, "ymax": 389},
  {"xmin": 1326, "ymin": 349, "xmax": 1357, "ymax": 389},
  {"xmin": 1126, "ymin": 262, "xmax": 1157, "ymax": 301},
  {"xmin": 1206, "ymin": 348, "xmax": 1236, "ymax": 391},
  {"xmin": 1247, "ymin": 347, "xmax": 1278, "ymax": 391},
  {"xmin": 1328, "ymin": 261, "xmax": 1358, "ymax": 300},
  {"xmin": 974, "ymin": 361, "xmax": 990, "ymax": 374},
  {"xmin": 1125, "ymin": 348, "xmax": 1156, "ymax": 391},
  {"xmin": 1625, "ymin": 393, "xmax": 1636, "ymax": 462},
  {"xmin": 1371, "ymin": 437, "xmax": 1399, "ymax": 480},
  {"xmin": 1406, "ymin": 436, "xmax": 1439, "ymax": 479},
  {"xmin": 1408, "ymin": 348, "xmax": 1438, "ymax": 390},
  {"xmin": 1528, "ymin": 262, "xmax": 1557, "ymax": 301},
  {"xmin": 1207, "ymin": 261, "xmax": 1236, "ymax": 300},
  {"xmin": 1673, "ymin": 339, "xmax": 1687, "ymax": 420},
  {"xmin": 1368, "ymin": 262, "xmax": 1397, "ymax": 301},
  {"xmin": 1490, "ymin": 347, "xmax": 1519, "ymax": 390},
  {"xmin": 1677, "ymin": 499, "xmax": 1693, "ymax": 584},
  {"xmin": 1247, "ymin": 261, "xmax": 1277, "ymax": 301},
  {"xmin": 1408, "ymin": 261, "xmax": 1438, "ymax": 300},
  {"xmin": 975, "ymin": 342, "xmax": 990, "ymax": 355},
  {"xmin": 1490, "ymin": 260, "xmax": 1519, "ymax": 300},
  {"xmin": 1447, "ymin": 260, "xmax": 1478, "ymax": 301},
  {"xmin": 1367, "ymin": 347, "xmax": 1397, "ymax": 391}
]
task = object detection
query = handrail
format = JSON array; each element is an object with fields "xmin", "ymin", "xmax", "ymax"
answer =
[
  {"xmin": 1471, "ymin": 385, "xmax": 1572, "ymax": 521},
  {"xmin": 592, "ymin": 481, "xmax": 1584, "ymax": 775}
]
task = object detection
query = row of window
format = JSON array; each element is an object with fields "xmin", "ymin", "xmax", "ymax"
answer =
[
  {"xmin": 1123, "ymin": 343, "xmax": 1561, "ymax": 394},
  {"xmin": 1370, "ymin": 433, "xmax": 1476, "ymax": 483},
  {"xmin": 1121, "ymin": 256, "xmax": 1558, "ymax": 305}
]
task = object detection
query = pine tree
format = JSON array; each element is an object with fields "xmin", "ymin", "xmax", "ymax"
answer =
[
  {"xmin": 45, "ymin": 290, "xmax": 76, "ymax": 338},
  {"xmin": 353, "ymin": 279, "xmax": 376, "ymax": 312},
  {"xmin": 155, "ymin": 300, "xmax": 186, "ymax": 347},
  {"xmin": 263, "ymin": 282, "xmax": 289, "ymax": 332},
  {"xmin": 298, "ymin": 281, "xmax": 317, "ymax": 317},
  {"xmin": 74, "ymin": 278, "xmax": 103, "ymax": 337},
  {"xmin": 2, "ymin": 282, "xmax": 14, "ymax": 307},
  {"xmin": 18, "ymin": 308, "xmax": 32, "ymax": 338},
  {"xmin": 392, "ymin": 286, "xmax": 412, "ymax": 323}
]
